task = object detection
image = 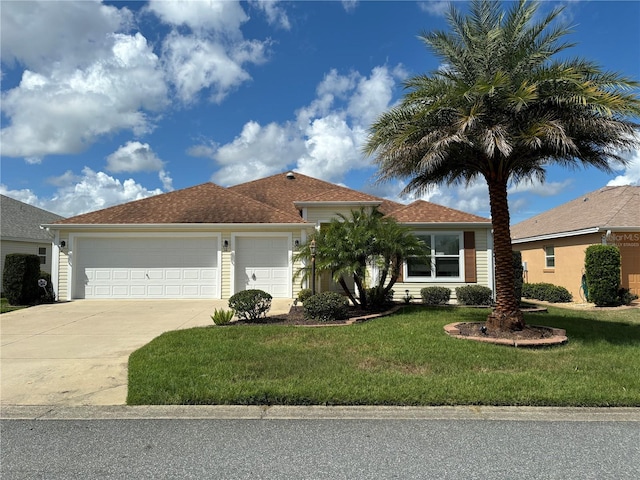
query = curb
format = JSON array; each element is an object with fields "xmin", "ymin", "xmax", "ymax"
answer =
[{"xmin": 2, "ymin": 405, "xmax": 639, "ymax": 421}]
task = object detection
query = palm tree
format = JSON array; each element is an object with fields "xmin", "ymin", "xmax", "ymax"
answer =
[
  {"xmin": 364, "ymin": 0, "xmax": 640, "ymax": 332},
  {"xmin": 294, "ymin": 208, "xmax": 428, "ymax": 308}
]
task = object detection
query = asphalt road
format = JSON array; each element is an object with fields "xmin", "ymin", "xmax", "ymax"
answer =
[{"xmin": 2, "ymin": 418, "xmax": 639, "ymax": 479}]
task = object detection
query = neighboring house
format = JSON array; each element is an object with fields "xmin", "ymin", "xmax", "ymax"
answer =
[
  {"xmin": 511, "ymin": 186, "xmax": 640, "ymax": 300},
  {"xmin": 1, "ymin": 195, "xmax": 64, "ymax": 291},
  {"xmin": 43, "ymin": 172, "xmax": 493, "ymax": 302}
]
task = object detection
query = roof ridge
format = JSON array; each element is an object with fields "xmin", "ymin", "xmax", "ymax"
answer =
[{"xmin": 225, "ymin": 186, "xmax": 307, "ymax": 223}]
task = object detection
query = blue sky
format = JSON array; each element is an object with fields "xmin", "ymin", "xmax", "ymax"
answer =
[{"xmin": 1, "ymin": 0, "xmax": 639, "ymax": 224}]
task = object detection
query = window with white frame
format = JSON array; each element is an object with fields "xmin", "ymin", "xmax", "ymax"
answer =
[
  {"xmin": 405, "ymin": 233, "xmax": 462, "ymax": 281},
  {"xmin": 38, "ymin": 247, "xmax": 47, "ymax": 265},
  {"xmin": 545, "ymin": 246, "xmax": 555, "ymax": 268}
]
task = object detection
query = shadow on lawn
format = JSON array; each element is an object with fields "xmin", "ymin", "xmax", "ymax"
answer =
[{"xmin": 529, "ymin": 312, "xmax": 640, "ymax": 346}]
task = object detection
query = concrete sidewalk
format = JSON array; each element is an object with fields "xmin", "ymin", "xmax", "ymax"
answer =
[{"xmin": 0, "ymin": 299, "xmax": 292, "ymax": 406}]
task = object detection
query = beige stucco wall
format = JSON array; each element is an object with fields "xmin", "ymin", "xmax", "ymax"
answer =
[
  {"xmin": 1, "ymin": 240, "xmax": 54, "ymax": 291},
  {"xmin": 515, "ymin": 231, "xmax": 640, "ymax": 300}
]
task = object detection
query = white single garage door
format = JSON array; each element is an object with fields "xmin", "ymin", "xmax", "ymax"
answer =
[
  {"xmin": 74, "ymin": 237, "xmax": 219, "ymax": 299},
  {"xmin": 235, "ymin": 237, "xmax": 290, "ymax": 298}
]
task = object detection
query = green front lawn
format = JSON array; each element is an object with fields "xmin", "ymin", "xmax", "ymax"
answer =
[{"xmin": 127, "ymin": 306, "xmax": 640, "ymax": 406}]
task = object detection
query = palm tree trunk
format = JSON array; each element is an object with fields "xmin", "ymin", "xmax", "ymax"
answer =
[
  {"xmin": 486, "ymin": 177, "xmax": 525, "ymax": 332},
  {"xmin": 338, "ymin": 276, "xmax": 359, "ymax": 306}
]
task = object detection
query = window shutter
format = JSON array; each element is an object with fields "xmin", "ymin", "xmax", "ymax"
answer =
[{"xmin": 464, "ymin": 231, "xmax": 476, "ymax": 283}]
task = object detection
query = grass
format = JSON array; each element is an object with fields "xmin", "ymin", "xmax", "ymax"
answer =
[
  {"xmin": 0, "ymin": 298, "xmax": 27, "ymax": 314},
  {"xmin": 127, "ymin": 305, "xmax": 640, "ymax": 406}
]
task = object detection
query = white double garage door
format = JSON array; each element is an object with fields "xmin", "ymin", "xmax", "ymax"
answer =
[{"xmin": 73, "ymin": 235, "xmax": 291, "ymax": 299}]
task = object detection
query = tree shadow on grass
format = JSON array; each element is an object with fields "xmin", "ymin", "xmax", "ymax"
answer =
[{"xmin": 527, "ymin": 311, "xmax": 640, "ymax": 346}]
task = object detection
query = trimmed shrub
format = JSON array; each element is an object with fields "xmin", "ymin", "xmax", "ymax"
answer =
[
  {"xmin": 618, "ymin": 288, "xmax": 638, "ymax": 306},
  {"xmin": 303, "ymin": 292, "xmax": 349, "ymax": 322},
  {"xmin": 228, "ymin": 289, "xmax": 272, "ymax": 322},
  {"xmin": 420, "ymin": 286, "xmax": 451, "ymax": 305},
  {"xmin": 2, "ymin": 254, "xmax": 41, "ymax": 305},
  {"xmin": 211, "ymin": 308, "xmax": 235, "ymax": 325},
  {"xmin": 297, "ymin": 288, "xmax": 313, "ymax": 304},
  {"xmin": 585, "ymin": 245, "xmax": 621, "ymax": 306},
  {"xmin": 455, "ymin": 285, "xmax": 493, "ymax": 306},
  {"xmin": 366, "ymin": 286, "xmax": 394, "ymax": 309},
  {"xmin": 513, "ymin": 250, "xmax": 523, "ymax": 300},
  {"xmin": 522, "ymin": 283, "xmax": 573, "ymax": 303},
  {"xmin": 37, "ymin": 271, "xmax": 56, "ymax": 304}
]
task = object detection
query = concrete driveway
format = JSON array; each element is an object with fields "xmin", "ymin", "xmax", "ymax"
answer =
[{"xmin": 1, "ymin": 299, "xmax": 292, "ymax": 407}]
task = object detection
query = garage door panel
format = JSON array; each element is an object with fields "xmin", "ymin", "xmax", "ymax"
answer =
[
  {"xmin": 75, "ymin": 237, "xmax": 219, "ymax": 299},
  {"xmin": 235, "ymin": 237, "xmax": 290, "ymax": 298}
]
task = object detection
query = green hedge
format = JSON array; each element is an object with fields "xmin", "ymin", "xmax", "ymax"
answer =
[
  {"xmin": 522, "ymin": 282, "xmax": 572, "ymax": 303},
  {"xmin": 585, "ymin": 245, "xmax": 621, "ymax": 306},
  {"xmin": 303, "ymin": 292, "xmax": 349, "ymax": 322},
  {"xmin": 420, "ymin": 286, "xmax": 451, "ymax": 305},
  {"xmin": 2, "ymin": 254, "xmax": 41, "ymax": 306},
  {"xmin": 455, "ymin": 285, "xmax": 493, "ymax": 306}
]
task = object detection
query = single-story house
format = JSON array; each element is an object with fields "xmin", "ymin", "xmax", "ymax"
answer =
[
  {"xmin": 1, "ymin": 194, "xmax": 64, "ymax": 291},
  {"xmin": 511, "ymin": 185, "xmax": 640, "ymax": 299},
  {"xmin": 42, "ymin": 172, "xmax": 494, "ymax": 302}
]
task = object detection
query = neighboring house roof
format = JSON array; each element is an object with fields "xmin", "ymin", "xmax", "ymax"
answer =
[
  {"xmin": 511, "ymin": 185, "xmax": 640, "ymax": 242},
  {"xmin": 53, "ymin": 183, "xmax": 306, "ymax": 225},
  {"xmin": 230, "ymin": 171, "xmax": 403, "ymax": 216},
  {"xmin": 390, "ymin": 200, "xmax": 491, "ymax": 224},
  {"xmin": 1, "ymin": 194, "xmax": 64, "ymax": 241}
]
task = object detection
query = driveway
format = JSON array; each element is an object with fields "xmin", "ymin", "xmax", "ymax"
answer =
[{"xmin": 0, "ymin": 299, "xmax": 292, "ymax": 406}]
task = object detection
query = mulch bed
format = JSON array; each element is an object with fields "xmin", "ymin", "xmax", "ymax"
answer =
[
  {"xmin": 233, "ymin": 306, "xmax": 385, "ymax": 326},
  {"xmin": 455, "ymin": 322, "xmax": 555, "ymax": 340}
]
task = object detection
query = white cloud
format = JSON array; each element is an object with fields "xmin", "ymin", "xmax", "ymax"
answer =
[
  {"xmin": 187, "ymin": 143, "xmax": 218, "ymax": 159},
  {"xmin": 1, "ymin": 32, "xmax": 168, "ymax": 159},
  {"xmin": 161, "ymin": 32, "xmax": 267, "ymax": 104},
  {"xmin": 200, "ymin": 65, "xmax": 402, "ymax": 186},
  {"xmin": 148, "ymin": 0, "xmax": 271, "ymax": 104},
  {"xmin": 159, "ymin": 170, "xmax": 174, "ymax": 191},
  {"xmin": 250, "ymin": 0, "xmax": 291, "ymax": 30},
  {"xmin": 146, "ymin": 0, "xmax": 248, "ymax": 36},
  {"xmin": 347, "ymin": 66, "xmax": 400, "ymax": 129},
  {"xmin": 297, "ymin": 114, "xmax": 363, "ymax": 182},
  {"xmin": 210, "ymin": 121, "xmax": 306, "ymax": 185},
  {"xmin": 0, "ymin": 0, "xmax": 133, "ymax": 71},
  {"xmin": 342, "ymin": 1, "xmax": 359, "ymax": 13},
  {"xmin": 607, "ymin": 150, "xmax": 640, "ymax": 186},
  {"xmin": 106, "ymin": 141, "xmax": 164, "ymax": 173},
  {"xmin": 1, "ymin": 167, "xmax": 164, "ymax": 217},
  {"xmin": 418, "ymin": 1, "xmax": 450, "ymax": 17},
  {"xmin": 508, "ymin": 178, "xmax": 574, "ymax": 196}
]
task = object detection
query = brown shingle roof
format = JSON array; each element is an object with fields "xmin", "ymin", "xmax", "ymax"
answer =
[
  {"xmin": 230, "ymin": 171, "xmax": 402, "ymax": 215},
  {"xmin": 54, "ymin": 183, "xmax": 306, "ymax": 225},
  {"xmin": 511, "ymin": 185, "xmax": 640, "ymax": 240},
  {"xmin": 388, "ymin": 200, "xmax": 491, "ymax": 224}
]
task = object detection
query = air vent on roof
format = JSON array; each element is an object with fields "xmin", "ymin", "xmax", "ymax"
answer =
[{"xmin": 286, "ymin": 171, "xmax": 295, "ymax": 179}]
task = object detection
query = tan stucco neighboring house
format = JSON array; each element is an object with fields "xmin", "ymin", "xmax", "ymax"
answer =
[
  {"xmin": 511, "ymin": 185, "xmax": 640, "ymax": 299},
  {"xmin": 1, "ymin": 194, "xmax": 64, "ymax": 291},
  {"xmin": 42, "ymin": 172, "xmax": 493, "ymax": 302}
]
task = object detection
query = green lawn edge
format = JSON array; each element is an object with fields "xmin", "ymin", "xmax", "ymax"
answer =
[{"xmin": 127, "ymin": 306, "xmax": 640, "ymax": 406}]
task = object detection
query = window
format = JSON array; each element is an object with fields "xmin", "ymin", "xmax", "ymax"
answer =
[
  {"xmin": 38, "ymin": 247, "xmax": 47, "ymax": 265},
  {"xmin": 406, "ymin": 233, "xmax": 462, "ymax": 281},
  {"xmin": 545, "ymin": 246, "xmax": 555, "ymax": 268}
]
